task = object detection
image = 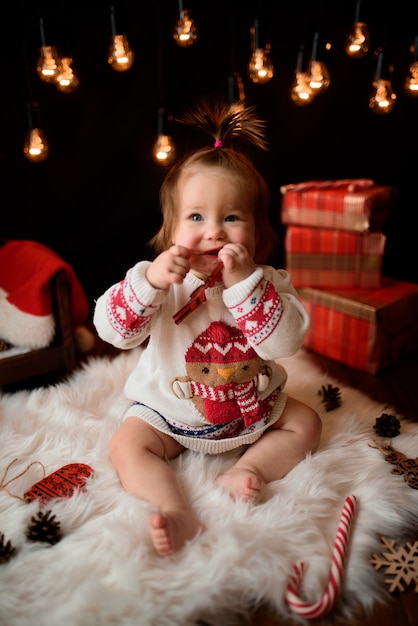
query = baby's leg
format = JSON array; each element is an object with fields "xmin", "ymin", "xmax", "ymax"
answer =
[
  {"xmin": 215, "ymin": 397, "xmax": 322, "ymax": 503},
  {"xmin": 109, "ymin": 416, "xmax": 205, "ymax": 556}
]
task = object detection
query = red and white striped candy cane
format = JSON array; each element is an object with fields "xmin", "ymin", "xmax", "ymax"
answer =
[{"xmin": 285, "ymin": 495, "xmax": 358, "ymax": 620}]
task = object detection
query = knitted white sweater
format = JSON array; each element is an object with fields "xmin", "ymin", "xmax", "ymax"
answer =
[{"xmin": 93, "ymin": 262, "xmax": 309, "ymax": 453}]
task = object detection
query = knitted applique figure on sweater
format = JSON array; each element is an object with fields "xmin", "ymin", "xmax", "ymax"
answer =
[{"xmin": 171, "ymin": 321, "xmax": 271, "ymax": 427}]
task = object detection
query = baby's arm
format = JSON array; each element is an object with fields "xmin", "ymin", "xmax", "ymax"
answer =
[
  {"xmin": 223, "ymin": 265, "xmax": 309, "ymax": 360},
  {"xmin": 93, "ymin": 246, "xmax": 190, "ymax": 349}
]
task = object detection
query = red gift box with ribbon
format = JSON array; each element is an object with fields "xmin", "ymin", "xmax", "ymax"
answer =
[
  {"xmin": 285, "ymin": 225, "xmax": 386, "ymax": 289},
  {"xmin": 298, "ymin": 280, "xmax": 418, "ymax": 373},
  {"xmin": 281, "ymin": 179, "xmax": 396, "ymax": 232}
]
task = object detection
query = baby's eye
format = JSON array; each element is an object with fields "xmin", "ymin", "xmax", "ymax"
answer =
[
  {"xmin": 190, "ymin": 214, "xmax": 203, "ymax": 222},
  {"xmin": 225, "ymin": 215, "xmax": 239, "ymax": 222}
]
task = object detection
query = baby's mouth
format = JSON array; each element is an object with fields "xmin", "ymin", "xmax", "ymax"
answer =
[{"xmin": 193, "ymin": 248, "xmax": 222, "ymax": 256}]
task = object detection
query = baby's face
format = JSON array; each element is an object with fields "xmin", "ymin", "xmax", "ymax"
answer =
[{"xmin": 172, "ymin": 165, "xmax": 255, "ymax": 278}]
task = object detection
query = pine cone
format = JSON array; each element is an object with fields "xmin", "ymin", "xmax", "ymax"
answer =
[
  {"xmin": 0, "ymin": 532, "xmax": 17, "ymax": 564},
  {"xmin": 374, "ymin": 413, "xmax": 401, "ymax": 438},
  {"xmin": 26, "ymin": 510, "xmax": 62, "ymax": 545},
  {"xmin": 319, "ymin": 384, "xmax": 342, "ymax": 412}
]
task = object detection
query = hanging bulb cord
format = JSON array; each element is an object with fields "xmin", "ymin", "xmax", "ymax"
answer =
[
  {"xmin": 110, "ymin": 5, "xmax": 117, "ymax": 36},
  {"xmin": 39, "ymin": 16, "xmax": 47, "ymax": 47},
  {"xmin": 354, "ymin": 0, "xmax": 362, "ymax": 24}
]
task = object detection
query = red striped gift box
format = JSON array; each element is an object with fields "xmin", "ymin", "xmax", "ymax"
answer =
[
  {"xmin": 298, "ymin": 280, "xmax": 418, "ymax": 373},
  {"xmin": 281, "ymin": 179, "xmax": 396, "ymax": 232},
  {"xmin": 285, "ymin": 226, "xmax": 386, "ymax": 289}
]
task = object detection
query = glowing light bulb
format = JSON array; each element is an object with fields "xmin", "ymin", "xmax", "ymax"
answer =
[
  {"xmin": 369, "ymin": 51, "xmax": 396, "ymax": 114},
  {"xmin": 291, "ymin": 72, "xmax": 314, "ymax": 105},
  {"xmin": 173, "ymin": 9, "xmax": 198, "ymax": 47},
  {"xmin": 404, "ymin": 35, "xmax": 418, "ymax": 97},
  {"xmin": 152, "ymin": 135, "xmax": 176, "ymax": 165},
  {"xmin": 369, "ymin": 79, "xmax": 396, "ymax": 113},
  {"xmin": 346, "ymin": 0, "xmax": 370, "ymax": 58},
  {"xmin": 152, "ymin": 108, "xmax": 176, "ymax": 166},
  {"xmin": 308, "ymin": 32, "xmax": 330, "ymax": 94},
  {"xmin": 108, "ymin": 34, "xmax": 134, "ymax": 71},
  {"xmin": 23, "ymin": 103, "xmax": 49, "ymax": 163},
  {"xmin": 37, "ymin": 45, "xmax": 61, "ymax": 83},
  {"xmin": 23, "ymin": 128, "xmax": 49, "ymax": 162},
  {"xmin": 346, "ymin": 22, "xmax": 370, "ymax": 58},
  {"xmin": 248, "ymin": 47, "xmax": 274, "ymax": 84},
  {"xmin": 56, "ymin": 57, "xmax": 80, "ymax": 93},
  {"xmin": 36, "ymin": 18, "xmax": 60, "ymax": 83},
  {"xmin": 404, "ymin": 61, "xmax": 418, "ymax": 96},
  {"xmin": 248, "ymin": 20, "xmax": 274, "ymax": 84},
  {"xmin": 290, "ymin": 46, "xmax": 314, "ymax": 106},
  {"xmin": 228, "ymin": 72, "xmax": 245, "ymax": 113},
  {"xmin": 108, "ymin": 5, "xmax": 134, "ymax": 71},
  {"xmin": 308, "ymin": 60, "xmax": 330, "ymax": 93}
]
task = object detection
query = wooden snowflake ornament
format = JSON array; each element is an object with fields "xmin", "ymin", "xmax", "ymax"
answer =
[
  {"xmin": 371, "ymin": 537, "xmax": 418, "ymax": 593},
  {"xmin": 372, "ymin": 444, "xmax": 418, "ymax": 489}
]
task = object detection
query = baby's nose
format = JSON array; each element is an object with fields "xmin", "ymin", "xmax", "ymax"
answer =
[{"xmin": 207, "ymin": 221, "xmax": 226, "ymax": 238}]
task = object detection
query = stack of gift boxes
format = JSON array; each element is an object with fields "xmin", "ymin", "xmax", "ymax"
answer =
[{"xmin": 280, "ymin": 179, "xmax": 418, "ymax": 374}]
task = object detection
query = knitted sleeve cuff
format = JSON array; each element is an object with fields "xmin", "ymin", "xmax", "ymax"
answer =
[
  {"xmin": 127, "ymin": 261, "xmax": 169, "ymax": 310},
  {"xmin": 222, "ymin": 267, "xmax": 264, "ymax": 309}
]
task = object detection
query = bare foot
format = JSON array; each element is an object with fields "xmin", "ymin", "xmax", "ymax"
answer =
[
  {"xmin": 149, "ymin": 509, "xmax": 205, "ymax": 557},
  {"xmin": 215, "ymin": 467, "xmax": 265, "ymax": 503}
]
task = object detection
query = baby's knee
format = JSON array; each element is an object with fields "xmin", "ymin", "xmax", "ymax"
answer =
[
  {"xmin": 305, "ymin": 406, "xmax": 322, "ymax": 450},
  {"xmin": 109, "ymin": 428, "xmax": 123, "ymax": 465},
  {"xmin": 286, "ymin": 398, "xmax": 322, "ymax": 450}
]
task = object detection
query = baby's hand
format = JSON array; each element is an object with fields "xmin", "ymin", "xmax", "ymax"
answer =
[
  {"xmin": 218, "ymin": 244, "xmax": 256, "ymax": 288},
  {"xmin": 146, "ymin": 245, "xmax": 191, "ymax": 290}
]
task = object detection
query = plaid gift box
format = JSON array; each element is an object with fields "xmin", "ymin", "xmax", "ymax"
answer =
[
  {"xmin": 285, "ymin": 225, "xmax": 386, "ymax": 289},
  {"xmin": 281, "ymin": 179, "xmax": 396, "ymax": 232},
  {"xmin": 298, "ymin": 280, "xmax": 418, "ymax": 373}
]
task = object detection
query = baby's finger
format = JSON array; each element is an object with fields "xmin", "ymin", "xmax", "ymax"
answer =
[{"xmin": 170, "ymin": 244, "xmax": 191, "ymax": 259}]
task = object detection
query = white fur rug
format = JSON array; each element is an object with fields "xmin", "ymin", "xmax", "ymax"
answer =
[{"xmin": 0, "ymin": 348, "xmax": 417, "ymax": 626}]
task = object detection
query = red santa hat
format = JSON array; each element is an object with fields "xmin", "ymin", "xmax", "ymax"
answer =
[
  {"xmin": 185, "ymin": 321, "xmax": 257, "ymax": 363},
  {"xmin": 0, "ymin": 240, "xmax": 90, "ymax": 350}
]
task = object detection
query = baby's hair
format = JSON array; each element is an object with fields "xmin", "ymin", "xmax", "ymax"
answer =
[
  {"xmin": 149, "ymin": 100, "xmax": 278, "ymax": 264},
  {"xmin": 179, "ymin": 100, "xmax": 269, "ymax": 151}
]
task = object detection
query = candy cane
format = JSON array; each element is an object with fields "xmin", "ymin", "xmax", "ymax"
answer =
[{"xmin": 285, "ymin": 495, "xmax": 358, "ymax": 620}]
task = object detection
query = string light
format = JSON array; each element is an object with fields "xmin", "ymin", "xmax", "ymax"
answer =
[
  {"xmin": 290, "ymin": 45, "xmax": 315, "ymax": 106},
  {"xmin": 404, "ymin": 35, "xmax": 418, "ymax": 97},
  {"xmin": 55, "ymin": 57, "xmax": 80, "ymax": 93},
  {"xmin": 152, "ymin": 108, "xmax": 176, "ymax": 166},
  {"xmin": 16, "ymin": 5, "xmax": 418, "ymax": 167},
  {"xmin": 108, "ymin": 5, "xmax": 134, "ymax": 71},
  {"xmin": 308, "ymin": 32, "xmax": 331, "ymax": 94},
  {"xmin": 173, "ymin": 1, "xmax": 198, "ymax": 47},
  {"xmin": 345, "ymin": 0, "xmax": 370, "ymax": 58},
  {"xmin": 369, "ymin": 50, "xmax": 396, "ymax": 114},
  {"xmin": 23, "ymin": 103, "xmax": 49, "ymax": 163},
  {"xmin": 37, "ymin": 18, "xmax": 60, "ymax": 84},
  {"xmin": 248, "ymin": 19, "xmax": 274, "ymax": 84}
]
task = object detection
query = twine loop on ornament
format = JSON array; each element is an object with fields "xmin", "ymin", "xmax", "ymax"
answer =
[{"xmin": 0, "ymin": 458, "xmax": 45, "ymax": 502}]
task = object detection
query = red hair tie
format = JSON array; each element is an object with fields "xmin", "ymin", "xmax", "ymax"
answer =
[{"xmin": 214, "ymin": 139, "xmax": 223, "ymax": 148}]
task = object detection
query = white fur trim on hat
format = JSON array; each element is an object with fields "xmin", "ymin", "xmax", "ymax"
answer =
[{"xmin": 0, "ymin": 288, "xmax": 55, "ymax": 349}]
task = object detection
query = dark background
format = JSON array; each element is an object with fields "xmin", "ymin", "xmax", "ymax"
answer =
[{"xmin": 2, "ymin": 0, "xmax": 417, "ymax": 315}]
